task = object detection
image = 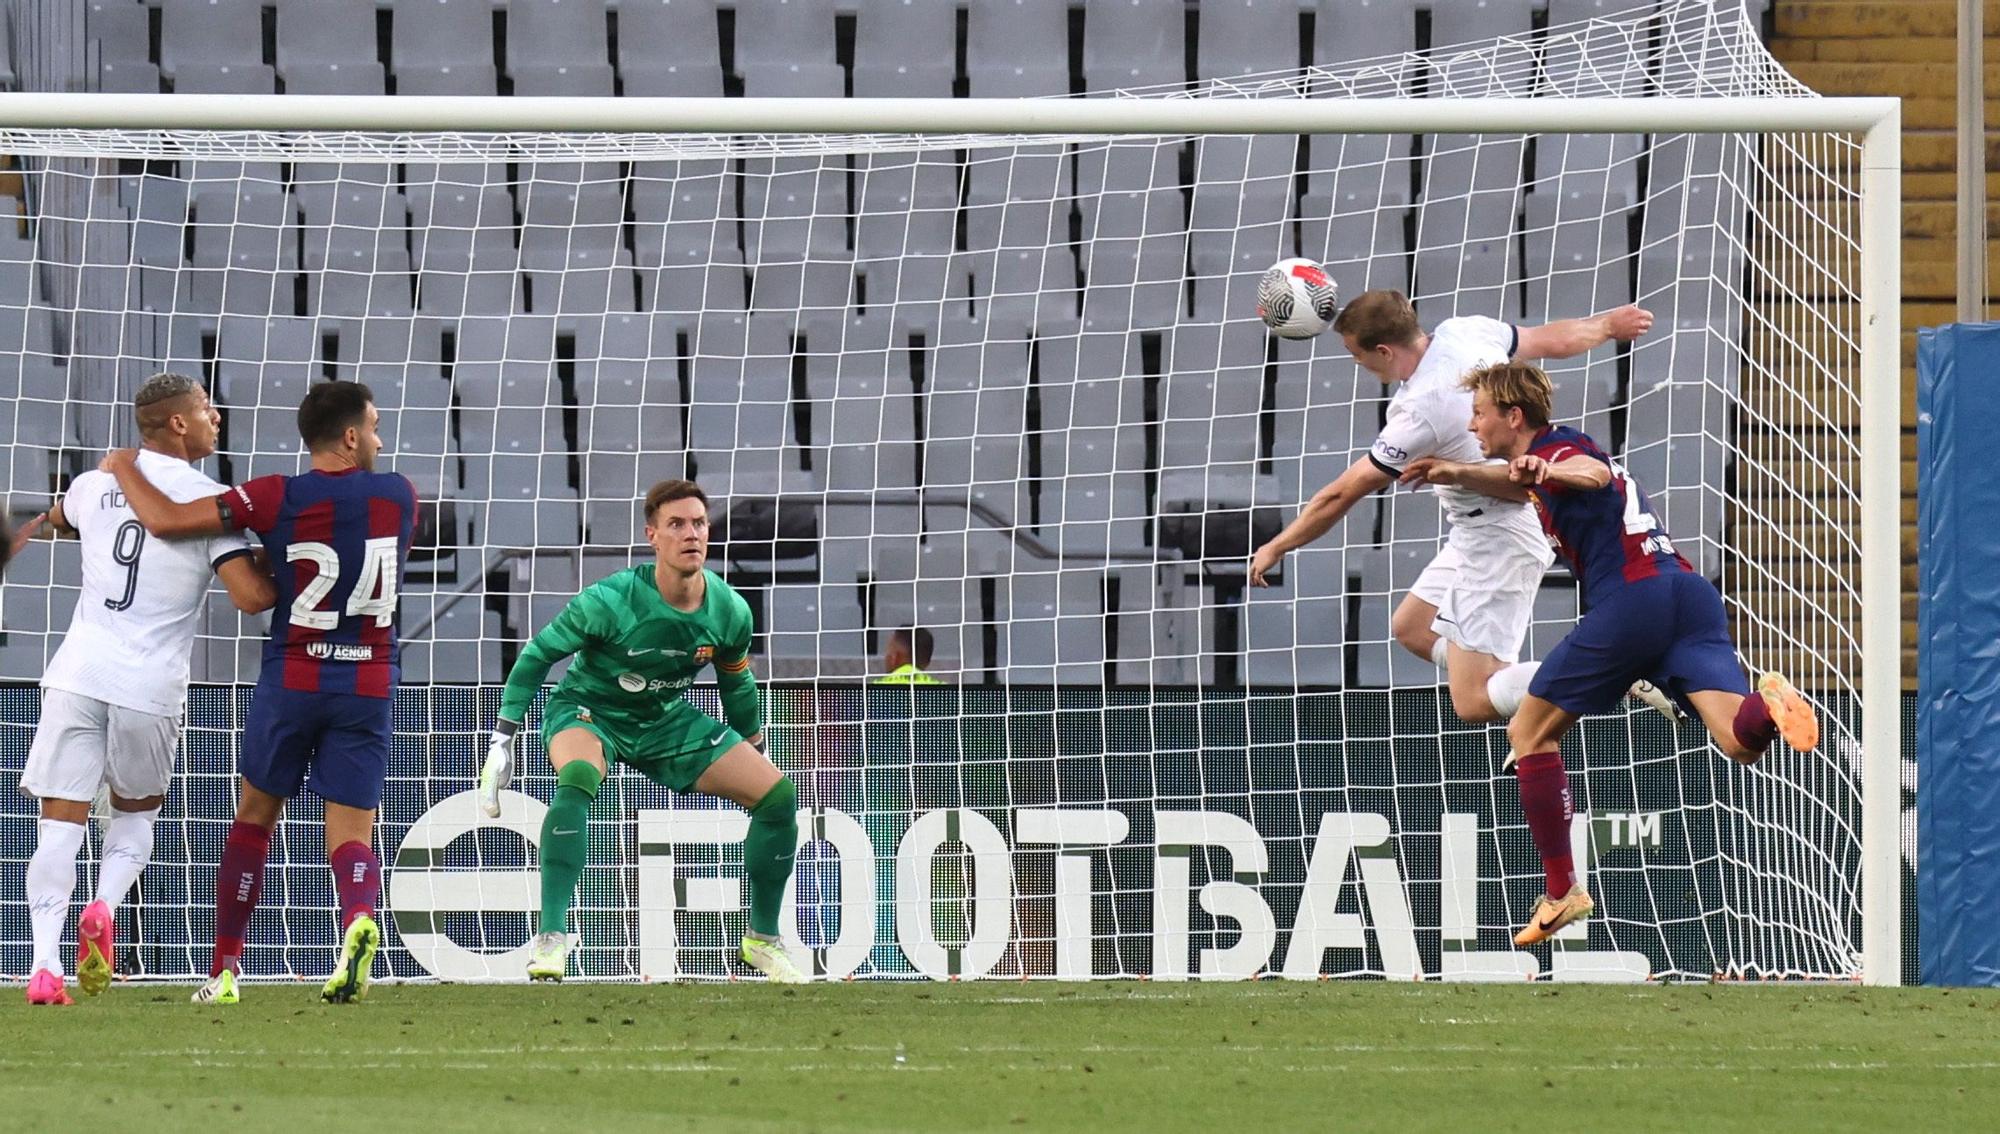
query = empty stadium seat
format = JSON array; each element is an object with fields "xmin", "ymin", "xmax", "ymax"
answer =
[
  {"xmin": 733, "ymin": 0, "xmax": 840, "ymax": 73},
  {"xmin": 966, "ymin": 0, "xmax": 1069, "ymax": 75},
  {"xmin": 615, "ymin": 0, "xmax": 722, "ymax": 72},
  {"xmin": 1429, "ymin": 0, "xmax": 1534, "ymax": 50},
  {"xmin": 1081, "ymin": 0, "xmax": 1184, "ymax": 89},
  {"xmin": 87, "ymin": 1, "xmax": 150, "ymax": 65},
  {"xmin": 852, "ymin": 0, "xmax": 955, "ymax": 78},
  {"xmin": 159, "ymin": 0, "xmax": 263, "ymax": 79},
  {"xmin": 1311, "ymin": 0, "xmax": 1417, "ymax": 64},
  {"xmin": 1196, "ymin": 0, "xmax": 1300, "ymax": 82},
  {"xmin": 506, "ymin": 0, "xmax": 610, "ymax": 74},
  {"xmin": 276, "ymin": 0, "xmax": 378, "ymax": 76},
  {"xmin": 391, "ymin": 0, "xmax": 496, "ymax": 70}
]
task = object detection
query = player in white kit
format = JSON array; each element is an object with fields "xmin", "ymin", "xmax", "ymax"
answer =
[
  {"xmin": 1250, "ymin": 289, "xmax": 1672, "ymax": 726},
  {"xmin": 18, "ymin": 374, "xmax": 275, "ymax": 1005}
]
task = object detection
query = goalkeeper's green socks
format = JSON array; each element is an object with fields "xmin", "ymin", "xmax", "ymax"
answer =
[
  {"xmin": 742, "ymin": 776, "xmax": 798, "ymax": 938},
  {"xmin": 538, "ymin": 759, "xmax": 602, "ymax": 935}
]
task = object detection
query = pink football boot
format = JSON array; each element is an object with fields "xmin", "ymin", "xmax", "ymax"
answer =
[
  {"xmin": 76, "ymin": 899, "xmax": 115, "ymax": 997},
  {"xmin": 26, "ymin": 969, "xmax": 73, "ymax": 1006}
]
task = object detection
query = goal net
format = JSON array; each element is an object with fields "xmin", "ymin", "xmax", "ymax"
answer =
[{"xmin": 0, "ymin": 0, "xmax": 1900, "ymax": 984}]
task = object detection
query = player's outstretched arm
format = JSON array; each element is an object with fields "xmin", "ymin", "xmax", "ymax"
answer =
[
  {"xmin": 1400, "ymin": 457, "xmax": 1532, "ymax": 502},
  {"xmin": 100, "ymin": 449, "xmax": 230, "ymax": 538},
  {"xmin": 1512, "ymin": 304, "xmax": 1653, "ymax": 362},
  {"xmin": 0, "ymin": 511, "xmax": 41, "ymax": 576},
  {"xmin": 1250, "ymin": 456, "xmax": 1394, "ymax": 586},
  {"xmin": 481, "ymin": 592, "xmax": 602, "ymax": 817},
  {"xmin": 13, "ymin": 510, "xmax": 48, "ymax": 545},
  {"xmin": 1518, "ymin": 454, "xmax": 1612, "ymax": 492}
]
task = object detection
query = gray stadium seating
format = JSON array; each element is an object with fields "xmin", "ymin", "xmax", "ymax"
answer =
[
  {"xmin": 1429, "ymin": 0, "xmax": 1535, "ymax": 49},
  {"xmin": 392, "ymin": 0, "xmax": 496, "ymax": 70},
  {"xmin": 158, "ymin": 0, "xmax": 263, "ymax": 79},
  {"xmin": 506, "ymin": 0, "xmax": 610, "ymax": 74},
  {"xmin": 395, "ymin": 65, "xmax": 502, "ymax": 96},
  {"xmin": 98, "ymin": 58, "xmax": 161, "ymax": 92},
  {"xmin": 1082, "ymin": 0, "xmax": 1184, "ymax": 89},
  {"xmin": 616, "ymin": 0, "xmax": 722, "ymax": 72},
  {"xmin": 733, "ymin": 0, "xmax": 840, "ymax": 73},
  {"xmin": 275, "ymin": 0, "xmax": 378, "ymax": 76},
  {"xmin": 966, "ymin": 0, "xmax": 1069, "ymax": 74},
  {"xmin": 86, "ymin": 1, "xmax": 151, "ymax": 65},
  {"xmin": 1195, "ymin": 0, "xmax": 1300, "ymax": 82},
  {"xmin": 511, "ymin": 64, "xmax": 618, "ymax": 98},
  {"xmin": 852, "ymin": 0, "xmax": 956, "ymax": 78},
  {"xmin": 1311, "ymin": 0, "xmax": 1417, "ymax": 63},
  {"xmin": 174, "ymin": 62, "xmax": 277, "ymax": 96},
  {"xmin": 621, "ymin": 62, "xmax": 727, "ymax": 97},
  {"xmin": 1243, "ymin": 544, "xmax": 1347, "ymax": 685},
  {"xmin": 284, "ymin": 62, "xmax": 390, "ymax": 96}
]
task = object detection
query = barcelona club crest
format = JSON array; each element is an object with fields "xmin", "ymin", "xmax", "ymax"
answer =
[{"xmin": 693, "ymin": 645, "xmax": 714, "ymax": 664}]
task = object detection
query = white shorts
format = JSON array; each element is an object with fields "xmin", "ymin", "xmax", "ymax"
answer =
[
  {"xmin": 1406, "ymin": 535, "xmax": 1547, "ymax": 664},
  {"xmin": 19, "ymin": 689, "xmax": 181, "ymax": 803}
]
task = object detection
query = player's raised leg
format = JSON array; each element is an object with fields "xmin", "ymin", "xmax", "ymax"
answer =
[
  {"xmin": 1505, "ymin": 695, "xmax": 1594, "ymax": 946},
  {"xmin": 530, "ymin": 726, "xmax": 607, "ymax": 982},
  {"xmin": 1391, "ymin": 588, "xmax": 1541, "ymax": 724},
  {"xmin": 695, "ymin": 742, "xmax": 804, "ymax": 983},
  {"xmin": 1684, "ymin": 675, "xmax": 1819, "ymax": 766},
  {"xmin": 1395, "ymin": 588, "xmax": 1679, "ymax": 726}
]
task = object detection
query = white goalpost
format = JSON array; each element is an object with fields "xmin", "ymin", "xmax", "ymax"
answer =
[{"xmin": 0, "ymin": 1, "xmax": 1903, "ymax": 984}]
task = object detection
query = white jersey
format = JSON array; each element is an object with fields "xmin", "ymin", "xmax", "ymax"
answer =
[
  {"xmin": 1367, "ymin": 316, "xmax": 1551, "ymax": 558},
  {"xmin": 39, "ymin": 451, "xmax": 258, "ymax": 717}
]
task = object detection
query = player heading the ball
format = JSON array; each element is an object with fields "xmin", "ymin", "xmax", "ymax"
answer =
[
  {"xmin": 480, "ymin": 480, "xmax": 804, "ymax": 983},
  {"xmin": 1402, "ymin": 361, "xmax": 1819, "ymax": 946},
  {"xmin": 1251, "ymin": 288, "xmax": 1676, "ymax": 727}
]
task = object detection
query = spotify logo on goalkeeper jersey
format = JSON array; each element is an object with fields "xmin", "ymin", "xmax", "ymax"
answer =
[{"xmin": 394, "ymin": 791, "xmax": 1663, "ymax": 983}]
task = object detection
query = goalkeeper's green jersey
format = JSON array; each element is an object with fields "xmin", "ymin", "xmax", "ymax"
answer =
[{"xmin": 497, "ymin": 565, "xmax": 761, "ymax": 737}]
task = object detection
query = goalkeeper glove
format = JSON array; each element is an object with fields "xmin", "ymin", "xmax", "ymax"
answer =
[{"xmin": 478, "ymin": 720, "xmax": 519, "ymax": 818}]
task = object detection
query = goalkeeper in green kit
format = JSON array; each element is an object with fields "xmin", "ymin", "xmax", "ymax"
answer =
[{"xmin": 477, "ymin": 479, "xmax": 803, "ymax": 983}]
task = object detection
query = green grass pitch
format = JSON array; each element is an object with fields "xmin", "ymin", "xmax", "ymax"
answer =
[{"xmin": 4, "ymin": 983, "xmax": 1997, "ymax": 1132}]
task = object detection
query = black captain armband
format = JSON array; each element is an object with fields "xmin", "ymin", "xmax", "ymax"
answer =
[{"xmin": 215, "ymin": 494, "xmax": 236, "ymax": 530}]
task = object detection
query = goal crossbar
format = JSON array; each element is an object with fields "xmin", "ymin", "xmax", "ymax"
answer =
[{"xmin": 0, "ymin": 91, "xmax": 1904, "ymax": 137}]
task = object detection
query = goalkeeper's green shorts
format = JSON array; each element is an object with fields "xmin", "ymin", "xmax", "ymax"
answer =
[{"xmin": 540, "ymin": 694, "xmax": 742, "ymax": 792}]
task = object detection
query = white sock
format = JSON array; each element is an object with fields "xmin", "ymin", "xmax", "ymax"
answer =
[
  {"xmin": 28, "ymin": 818, "xmax": 87, "ymax": 977},
  {"xmin": 1485, "ymin": 662, "xmax": 1540, "ymax": 718},
  {"xmin": 1429, "ymin": 637, "xmax": 1451, "ymax": 668},
  {"xmin": 94, "ymin": 807, "xmax": 160, "ymax": 912}
]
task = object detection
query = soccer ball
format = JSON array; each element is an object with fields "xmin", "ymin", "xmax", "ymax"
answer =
[{"xmin": 1255, "ymin": 257, "xmax": 1340, "ymax": 340}]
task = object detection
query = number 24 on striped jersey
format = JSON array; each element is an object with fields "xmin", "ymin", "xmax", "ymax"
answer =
[{"xmin": 286, "ymin": 536, "xmax": 399, "ymax": 630}]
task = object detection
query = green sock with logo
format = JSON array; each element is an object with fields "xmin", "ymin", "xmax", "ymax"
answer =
[
  {"xmin": 741, "ymin": 776, "xmax": 798, "ymax": 938},
  {"xmin": 537, "ymin": 759, "xmax": 602, "ymax": 935}
]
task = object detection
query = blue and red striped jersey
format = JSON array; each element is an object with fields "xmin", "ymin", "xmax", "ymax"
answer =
[
  {"xmin": 1524, "ymin": 425, "xmax": 1692, "ymax": 607},
  {"xmin": 225, "ymin": 468, "xmax": 418, "ymax": 698}
]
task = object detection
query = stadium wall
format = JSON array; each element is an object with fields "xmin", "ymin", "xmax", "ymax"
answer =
[{"xmin": 1916, "ymin": 322, "xmax": 2000, "ymax": 987}]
